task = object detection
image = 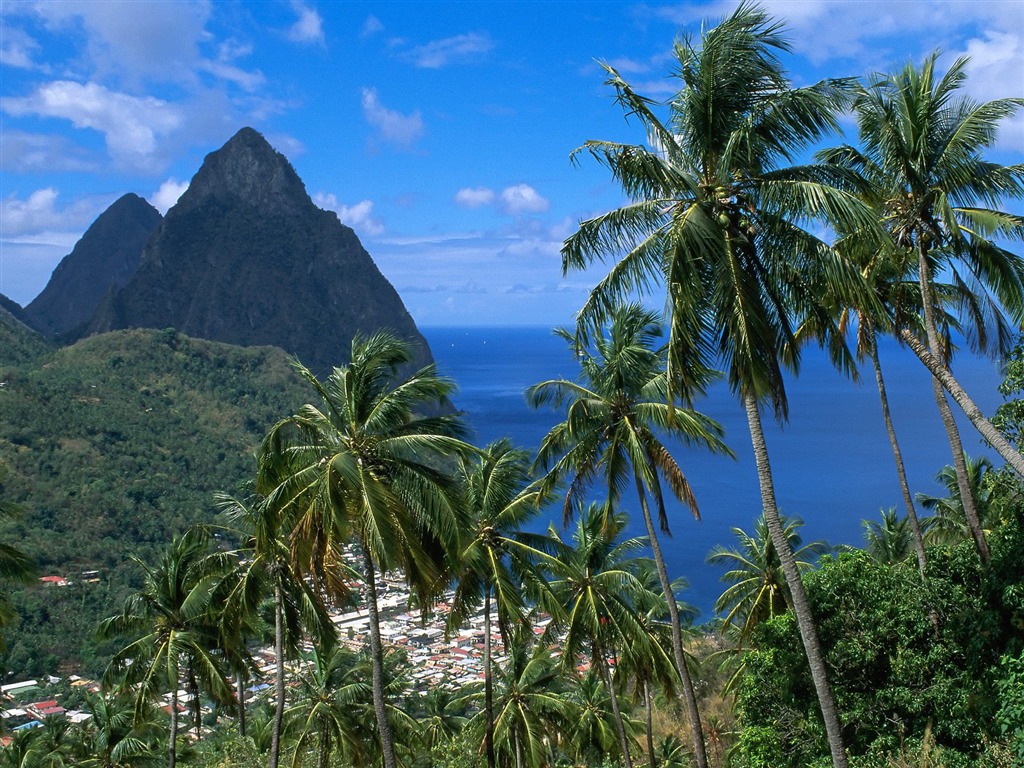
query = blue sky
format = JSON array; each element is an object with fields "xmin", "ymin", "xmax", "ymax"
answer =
[{"xmin": 2, "ymin": 0, "xmax": 1022, "ymax": 326}]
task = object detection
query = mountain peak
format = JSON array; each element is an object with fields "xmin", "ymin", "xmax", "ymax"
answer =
[
  {"xmin": 23, "ymin": 194, "xmax": 161, "ymax": 338},
  {"xmin": 83, "ymin": 128, "xmax": 435, "ymax": 375},
  {"xmin": 174, "ymin": 127, "xmax": 308, "ymax": 214}
]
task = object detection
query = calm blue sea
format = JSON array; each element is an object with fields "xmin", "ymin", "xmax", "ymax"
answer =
[{"xmin": 422, "ymin": 326, "xmax": 1006, "ymax": 620}]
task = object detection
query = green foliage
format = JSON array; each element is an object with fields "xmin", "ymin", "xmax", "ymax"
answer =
[
  {"xmin": 0, "ymin": 328, "xmax": 308, "ymax": 675},
  {"xmin": 995, "ymin": 651, "xmax": 1024, "ymax": 762},
  {"xmin": 737, "ymin": 514, "xmax": 1024, "ymax": 765}
]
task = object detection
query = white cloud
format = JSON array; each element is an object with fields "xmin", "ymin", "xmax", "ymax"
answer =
[
  {"xmin": 151, "ymin": 179, "xmax": 190, "ymax": 214},
  {"xmin": 454, "ymin": 187, "xmax": 495, "ymax": 208},
  {"xmin": 313, "ymin": 193, "xmax": 384, "ymax": 236},
  {"xmin": 2, "ymin": 81, "xmax": 182, "ymax": 167},
  {"xmin": 287, "ymin": 1, "xmax": 325, "ymax": 45},
  {"xmin": 361, "ymin": 15, "xmax": 384, "ymax": 38},
  {"xmin": 408, "ymin": 32, "xmax": 494, "ymax": 68},
  {"xmin": 360, "ymin": 87, "xmax": 424, "ymax": 148},
  {"xmin": 499, "ymin": 184, "xmax": 550, "ymax": 215},
  {"xmin": 956, "ymin": 30, "xmax": 1024, "ymax": 152}
]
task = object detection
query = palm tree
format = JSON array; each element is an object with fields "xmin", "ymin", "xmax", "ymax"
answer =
[
  {"xmin": 918, "ymin": 454, "xmax": 995, "ymax": 547},
  {"xmin": 258, "ymin": 331, "xmax": 473, "ymax": 768},
  {"xmin": 613, "ymin": 563, "xmax": 686, "ymax": 768},
  {"xmin": 76, "ymin": 691, "xmax": 163, "ymax": 768},
  {"xmin": 544, "ymin": 504, "xmax": 660, "ymax": 768},
  {"xmin": 285, "ymin": 640, "xmax": 369, "ymax": 768},
  {"xmin": 447, "ymin": 438, "xmax": 542, "ymax": 768},
  {"xmin": 98, "ymin": 527, "xmax": 235, "ymax": 768},
  {"xmin": 862, "ymin": 508, "xmax": 917, "ymax": 565},
  {"xmin": 528, "ymin": 303, "xmax": 730, "ymax": 768},
  {"xmin": 216, "ymin": 492, "xmax": 335, "ymax": 768},
  {"xmin": 707, "ymin": 513, "xmax": 829, "ymax": 647},
  {"xmin": 418, "ymin": 684, "xmax": 474, "ymax": 752},
  {"xmin": 560, "ymin": 5, "xmax": 875, "ymax": 762},
  {"xmin": 840, "ymin": 53, "xmax": 1024, "ymax": 562},
  {"xmin": 488, "ymin": 631, "xmax": 569, "ymax": 768},
  {"xmin": 562, "ymin": 670, "xmax": 623, "ymax": 766}
]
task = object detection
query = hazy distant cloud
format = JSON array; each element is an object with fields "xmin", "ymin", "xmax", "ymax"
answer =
[
  {"xmin": 0, "ymin": 188, "xmax": 102, "ymax": 241},
  {"xmin": 197, "ymin": 39, "xmax": 265, "ymax": 91},
  {"xmin": 151, "ymin": 178, "xmax": 189, "ymax": 214},
  {"xmin": 2, "ymin": 81, "xmax": 182, "ymax": 168},
  {"xmin": 603, "ymin": 56, "xmax": 651, "ymax": 74},
  {"xmin": 454, "ymin": 187, "xmax": 495, "ymax": 208},
  {"xmin": 407, "ymin": 32, "xmax": 494, "ymax": 68},
  {"xmin": 314, "ymin": 193, "xmax": 385, "ymax": 236},
  {"xmin": 287, "ymin": 0, "xmax": 325, "ymax": 45},
  {"xmin": 35, "ymin": 0, "xmax": 212, "ymax": 84},
  {"xmin": 0, "ymin": 131, "xmax": 96, "ymax": 173},
  {"xmin": 499, "ymin": 184, "xmax": 549, "ymax": 215},
  {"xmin": 0, "ymin": 25, "xmax": 42, "ymax": 70},
  {"xmin": 360, "ymin": 87, "xmax": 424, "ymax": 148},
  {"xmin": 361, "ymin": 15, "xmax": 384, "ymax": 38}
]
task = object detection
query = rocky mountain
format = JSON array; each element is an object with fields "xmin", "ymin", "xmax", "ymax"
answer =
[
  {"xmin": 86, "ymin": 127, "xmax": 433, "ymax": 373},
  {"xmin": 24, "ymin": 194, "xmax": 161, "ymax": 338}
]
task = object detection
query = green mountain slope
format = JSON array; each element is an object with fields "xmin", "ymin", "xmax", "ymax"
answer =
[{"xmin": 0, "ymin": 328, "xmax": 309, "ymax": 674}]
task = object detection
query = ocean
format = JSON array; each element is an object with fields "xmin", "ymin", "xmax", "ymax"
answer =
[{"xmin": 422, "ymin": 325, "xmax": 1007, "ymax": 619}]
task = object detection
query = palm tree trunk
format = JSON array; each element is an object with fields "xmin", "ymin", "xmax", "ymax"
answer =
[
  {"xmin": 515, "ymin": 730, "xmax": 524, "ymax": 768},
  {"xmin": 633, "ymin": 474, "xmax": 708, "ymax": 768},
  {"xmin": 930, "ymin": 378, "xmax": 990, "ymax": 561},
  {"xmin": 899, "ymin": 327, "xmax": 1024, "ymax": 476},
  {"xmin": 236, "ymin": 670, "xmax": 247, "ymax": 739},
  {"xmin": 188, "ymin": 668, "xmax": 202, "ymax": 741},
  {"xmin": 268, "ymin": 581, "xmax": 284, "ymax": 768},
  {"xmin": 169, "ymin": 685, "xmax": 179, "ymax": 768},
  {"xmin": 484, "ymin": 588, "xmax": 496, "ymax": 768},
  {"xmin": 645, "ymin": 680, "xmax": 656, "ymax": 768},
  {"xmin": 362, "ymin": 544, "xmax": 399, "ymax": 768},
  {"xmin": 318, "ymin": 723, "xmax": 330, "ymax": 768},
  {"xmin": 865, "ymin": 323, "xmax": 928, "ymax": 577},
  {"xmin": 600, "ymin": 650, "xmax": 634, "ymax": 768},
  {"xmin": 914, "ymin": 250, "xmax": 990, "ymax": 562},
  {"xmin": 743, "ymin": 392, "xmax": 848, "ymax": 768}
]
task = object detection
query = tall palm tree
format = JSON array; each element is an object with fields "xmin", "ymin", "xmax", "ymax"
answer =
[
  {"xmin": 216, "ymin": 492, "xmax": 336, "ymax": 768},
  {"xmin": 528, "ymin": 303, "xmax": 730, "ymax": 768},
  {"xmin": 544, "ymin": 504, "xmax": 660, "ymax": 768},
  {"xmin": 560, "ymin": 5, "xmax": 873, "ymax": 763},
  {"xmin": 447, "ymin": 438, "xmax": 543, "ymax": 768},
  {"xmin": 839, "ymin": 53, "xmax": 1024, "ymax": 561},
  {"xmin": 98, "ymin": 527, "xmax": 235, "ymax": 768},
  {"xmin": 258, "ymin": 331, "xmax": 473, "ymax": 768},
  {"xmin": 707, "ymin": 513, "xmax": 829, "ymax": 647}
]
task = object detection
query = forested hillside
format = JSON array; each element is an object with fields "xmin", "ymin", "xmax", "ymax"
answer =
[{"xmin": 0, "ymin": 325, "xmax": 311, "ymax": 673}]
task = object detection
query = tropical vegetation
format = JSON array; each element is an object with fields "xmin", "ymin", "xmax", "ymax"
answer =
[{"xmin": 1, "ymin": 3, "xmax": 1023, "ymax": 767}]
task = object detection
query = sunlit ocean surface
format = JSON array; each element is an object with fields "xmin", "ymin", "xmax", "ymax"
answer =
[{"xmin": 422, "ymin": 326, "xmax": 1005, "ymax": 620}]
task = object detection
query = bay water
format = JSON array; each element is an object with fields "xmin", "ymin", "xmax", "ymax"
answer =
[{"xmin": 423, "ymin": 326, "xmax": 1006, "ymax": 619}]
